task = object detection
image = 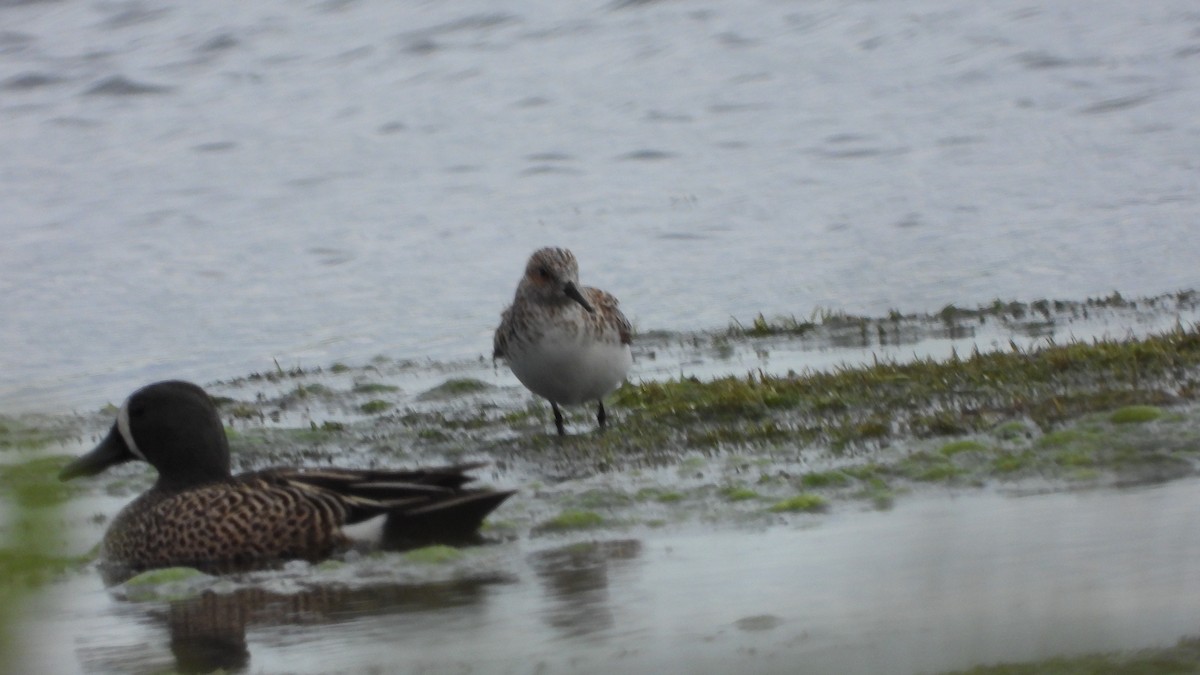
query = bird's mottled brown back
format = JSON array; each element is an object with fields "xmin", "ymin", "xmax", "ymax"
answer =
[
  {"xmin": 584, "ymin": 286, "xmax": 633, "ymax": 345},
  {"xmin": 102, "ymin": 474, "xmax": 352, "ymax": 572}
]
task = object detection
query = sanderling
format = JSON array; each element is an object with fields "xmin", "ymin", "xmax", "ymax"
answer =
[{"xmin": 494, "ymin": 247, "xmax": 633, "ymax": 436}]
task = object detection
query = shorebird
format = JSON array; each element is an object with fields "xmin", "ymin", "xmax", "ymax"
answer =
[
  {"xmin": 493, "ymin": 247, "xmax": 632, "ymax": 435},
  {"xmin": 59, "ymin": 380, "xmax": 513, "ymax": 579}
]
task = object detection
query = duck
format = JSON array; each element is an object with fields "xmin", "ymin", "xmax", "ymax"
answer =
[{"xmin": 59, "ymin": 380, "xmax": 514, "ymax": 579}]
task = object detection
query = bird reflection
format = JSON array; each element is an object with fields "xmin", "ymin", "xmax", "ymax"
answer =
[
  {"xmin": 93, "ymin": 578, "xmax": 504, "ymax": 674},
  {"xmin": 528, "ymin": 539, "xmax": 642, "ymax": 639}
]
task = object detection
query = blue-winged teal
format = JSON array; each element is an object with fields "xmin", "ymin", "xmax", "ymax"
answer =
[{"xmin": 60, "ymin": 380, "xmax": 514, "ymax": 577}]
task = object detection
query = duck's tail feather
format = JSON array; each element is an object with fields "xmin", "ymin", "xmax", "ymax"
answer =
[{"xmin": 381, "ymin": 489, "xmax": 516, "ymax": 549}]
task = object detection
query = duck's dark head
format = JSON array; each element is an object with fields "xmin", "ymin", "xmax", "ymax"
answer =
[{"xmin": 60, "ymin": 380, "xmax": 232, "ymax": 491}]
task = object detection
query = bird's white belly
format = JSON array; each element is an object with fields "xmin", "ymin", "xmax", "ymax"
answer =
[{"xmin": 507, "ymin": 332, "xmax": 632, "ymax": 405}]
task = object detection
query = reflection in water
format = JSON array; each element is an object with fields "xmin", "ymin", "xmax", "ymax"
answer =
[
  {"xmin": 83, "ymin": 578, "xmax": 503, "ymax": 674},
  {"xmin": 166, "ymin": 593, "xmax": 249, "ymax": 673},
  {"xmin": 42, "ymin": 479, "xmax": 1200, "ymax": 673},
  {"xmin": 529, "ymin": 540, "xmax": 642, "ymax": 639}
]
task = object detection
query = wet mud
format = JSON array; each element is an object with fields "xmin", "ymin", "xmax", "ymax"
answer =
[{"xmin": 5, "ymin": 293, "xmax": 1200, "ymax": 673}]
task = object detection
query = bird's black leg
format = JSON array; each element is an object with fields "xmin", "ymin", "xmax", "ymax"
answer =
[
  {"xmin": 552, "ymin": 401, "xmax": 566, "ymax": 436},
  {"xmin": 597, "ymin": 400, "xmax": 607, "ymax": 430}
]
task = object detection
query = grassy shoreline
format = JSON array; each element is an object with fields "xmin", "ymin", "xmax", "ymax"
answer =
[{"xmin": 5, "ymin": 297, "xmax": 1200, "ymax": 674}]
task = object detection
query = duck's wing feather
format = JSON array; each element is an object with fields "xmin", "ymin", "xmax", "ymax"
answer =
[{"xmin": 258, "ymin": 463, "xmax": 515, "ymax": 540}]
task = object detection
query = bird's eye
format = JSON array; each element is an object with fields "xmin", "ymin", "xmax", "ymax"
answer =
[
  {"xmin": 537, "ymin": 266, "xmax": 551, "ymax": 279},
  {"xmin": 129, "ymin": 405, "xmax": 145, "ymax": 418}
]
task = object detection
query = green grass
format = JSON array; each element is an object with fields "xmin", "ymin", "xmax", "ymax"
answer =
[{"xmin": 729, "ymin": 313, "xmax": 816, "ymax": 337}]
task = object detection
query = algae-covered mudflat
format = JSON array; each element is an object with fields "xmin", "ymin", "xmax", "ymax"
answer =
[{"xmin": 4, "ymin": 294, "xmax": 1200, "ymax": 673}]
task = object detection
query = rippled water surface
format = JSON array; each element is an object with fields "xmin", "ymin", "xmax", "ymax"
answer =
[{"xmin": 2, "ymin": 0, "xmax": 1199, "ymax": 410}]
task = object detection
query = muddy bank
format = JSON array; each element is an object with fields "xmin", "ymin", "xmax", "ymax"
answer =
[
  {"xmin": 4, "ymin": 292, "xmax": 1200, "ymax": 673},
  {"xmin": 6, "ymin": 292, "xmax": 1200, "ymax": 554}
]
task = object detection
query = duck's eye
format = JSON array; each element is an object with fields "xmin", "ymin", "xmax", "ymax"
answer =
[
  {"xmin": 537, "ymin": 266, "xmax": 551, "ymax": 280},
  {"xmin": 129, "ymin": 405, "xmax": 145, "ymax": 418}
]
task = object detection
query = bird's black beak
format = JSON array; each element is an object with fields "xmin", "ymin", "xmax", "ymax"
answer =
[
  {"xmin": 563, "ymin": 281, "xmax": 595, "ymax": 314},
  {"xmin": 59, "ymin": 425, "xmax": 135, "ymax": 481}
]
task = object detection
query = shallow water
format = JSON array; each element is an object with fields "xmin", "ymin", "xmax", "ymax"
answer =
[
  {"xmin": 16, "ymin": 477, "xmax": 1200, "ymax": 674},
  {"xmin": 3, "ymin": 0, "xmax": 1200, "ymax": 411}
]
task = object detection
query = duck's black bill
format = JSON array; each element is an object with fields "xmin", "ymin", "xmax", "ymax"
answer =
[
  {"xmin": 60, "ymin": 425, "xmax": 135, "ymax": 481},
  {"xmin": 563, "ymin": 281, "xmax": 596, "ymax": 314}
]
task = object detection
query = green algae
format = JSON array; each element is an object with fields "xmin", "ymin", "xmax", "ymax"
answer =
[
  {"xmin": 768, "ymin": 493, "xmax": 827, "ymax": 513},
  {"xmin": 939, "ymin": 440, "xmax": 988, "ymax": 456},
  {"xmin": 572, "ymin": 488, "xmax": 635, "ymax": 509},
  {"xmin": 124, "ymin": 567, "xmax": 207, "ymax": 587},
  {"xmin": 606, "ymin": 325, "xmax": 1200, "ymax": 457},
  {"xmin": 359, "ymin": 400, "xmax": 392, "ymax": 414},
  {"xmin": 121, "ymin": 567, "xmax": 213, "ymax": 602},
  {"xmin": 1111, "ymin": 405, "xmax": 1164, "ymax": 424},
  {"xmin": 991, "ymin": 420, "xmax": 1034, "ymax": 441},
  {"xmin": 636, "ymin": 487, "xmax": 684, "ymax": 503},
  {"xmin": 799, "ymin": 470, "xmax": 852, "ymax": 488},
  {"xmin": 417, "ymin": 378, "xmax": 493, "ymax": 401},
  {"xmin": 899, "ymin": 453, "xmax": 965, "ymax": 482},
  {"xmin": 353, "ymin": 382, "xmax": 400, "ymax": 394},
  {"xmin": 853, "ymin": 479, "xmax": 898, "ymax": 510},
  {"xmin": 992, "ymin": 451, "xmax": 1035, "ymax": 474},
  {"xmin": 1038, "ymin": 429, "xmax": 1099, "ymax": 449},
  {"xmin": 404, "ymin": 545, "xmax": 463, "ymax": 565},
  {"xmin": 220, "ymin": 401, "xmax": 263, "ymax": 421},
  {"xmin": 0, "ymin": 456, "xmax": 78, "ymax": 508},
  {"xmin": 720, "ymin": 486, "xmax": 760, "ymax": 502},
  {"xmin": 1, "ymin": 450, "xmax": 75, "ymax": 664},
  {"xmin": 288, "ymin": 383, "xmax": 334, "ymax": 400},
  {"xmin": 535, "ymin": 510, "xmax": 606, "ymax": 533},
  {"xmin": 0, "ymin": 417, "xmax": 76, "ymax": 451},
  {"xmin": 0, "ymin": 548, "xmax": 87, "ymax": 587}
]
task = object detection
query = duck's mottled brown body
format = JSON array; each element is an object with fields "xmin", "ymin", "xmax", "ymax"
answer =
[{"xmin": 60, "ymin": 381, "xmax": 513, "ymax": 579}]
